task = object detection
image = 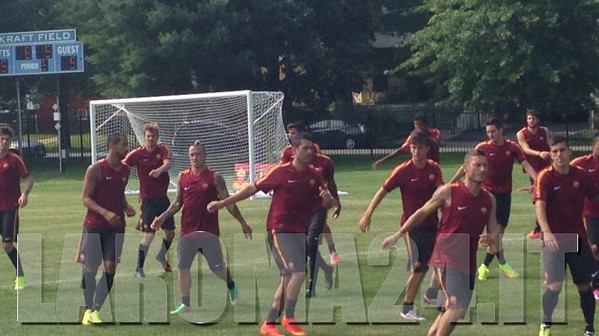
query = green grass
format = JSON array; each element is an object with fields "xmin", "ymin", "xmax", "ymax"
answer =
[{"xmin": 0, "ymin": 154, "xmax": 593, "ymax": 335}]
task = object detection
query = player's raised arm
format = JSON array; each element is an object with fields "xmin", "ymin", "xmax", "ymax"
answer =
[
  {"xmin": 382, "ymin": 184, "xmax": 450, "ymax": 250},
  {"xmin": 151, "ymin": 172, "xmax": 184, "ymax": 230},
  {"xmin": 449, "ymin": 165, "xmax": 466, "ymax": 183},
  {"xmin": 149, "ymin": 151, "xmax": 171, "ymax": 178},
  {"xmin": 214, "ymin": 172, "xmax": 252, "ymax": 239},
  {"xmin": 207, "ymin": 183, "xmax": 259, "ymax": 213},
  {"xmin": 82, "ymin": 163, "xmax": 120, "ymax": 226}
]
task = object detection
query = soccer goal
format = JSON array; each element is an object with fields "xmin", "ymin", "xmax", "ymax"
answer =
[{"xmin": 89, "ymin": 90, "xmax": 287, "ymax": 195}]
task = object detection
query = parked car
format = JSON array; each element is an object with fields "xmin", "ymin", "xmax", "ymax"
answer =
[
  {"xmin": 10, "ymin": 138, "xmax": 47, "ymax": 157},
  {"xmin": 308, "ymin": 119, "xmax": 369, "ymax": 149}
]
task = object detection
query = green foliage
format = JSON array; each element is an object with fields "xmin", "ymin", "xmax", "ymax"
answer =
[{"xmin": 401, "ymin": 0, "xmax": 599, "ymax": 116}]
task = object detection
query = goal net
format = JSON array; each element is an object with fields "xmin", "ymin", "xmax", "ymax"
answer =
[{"xmin": 89, "ymin": 90, "xmax": 287, "ymax": 194}]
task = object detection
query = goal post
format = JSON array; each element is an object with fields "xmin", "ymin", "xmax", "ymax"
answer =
[{"xmin": 89, "ymin": 90, "xmax": 287, "ymax": 195}]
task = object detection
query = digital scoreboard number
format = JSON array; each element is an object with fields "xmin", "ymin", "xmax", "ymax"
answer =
[{"xmin": 0, "ymin": 41, "xmax": 84, "ymax": 76}]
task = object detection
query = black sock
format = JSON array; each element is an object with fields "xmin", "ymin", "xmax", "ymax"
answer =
[
  {"xmin": 137, "ymin": 244, "xmax": 149, "ymax": 269},
  {"xmin": 534, "ymin": 221, "xmax": 541, "ymax": 232},
  {"xmin": 266, "ymin": 307, "xmax": 280, "ymax": 322},
  {"xmin": 182, "ymin": 295, "xmax": 190, "ymax": 307},
  {"xmin": 483, "ymin": 253, "xmax": 494, "ymax": 267},
  {"xmin": 594, "ymin": 261, "xmax": 599, "ymax": 289},
  {"xmin": 307, "ymin": 242, "xmax": 318, "ymax": 288},
  {"xmin": 82, "ymin": 269, "xmax": 96, "ymax": 309},
  {"xmin": 426, "ymin": 287, "xmax": 438, "ymax": 300},
  {"xmin": 497, "ymin": 250, "xmax": 506, "ymax": 265},
  {"xmin": 7, "ymin": 248, "xmax": 24, "ymax": 276},
  {"xmin": 328, "ymin": 244, "xmax": 336, "ymax": 254},
  {"xmin": 579, "ymin": 288, "xmax": 595, "ymax": 332},
  {"xmin": 542, "ymin": 289, "xmax": 560, "ymax": 324},
  {"xmin": 93, "ymin": 272, "xmax": 115, "ymax": 311},
  {"xmin": 156, "ymin": 239, "xmax": 172, "ymax": 261},
  {"xmin": 402, "ymin": 301, "xmax": 414, "ymax": 314},
  {"xmin": 284, "ymin": 298, "xmax": 297, "ymax": 318},
  {"xmin": 227, "ymin": 279, "xmax": 235, "ymax": 290}
]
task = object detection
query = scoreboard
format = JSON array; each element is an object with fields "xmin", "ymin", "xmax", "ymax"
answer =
[{"xmin": 0, "ymin": 29, "xmax": 84, "ymax": 76}]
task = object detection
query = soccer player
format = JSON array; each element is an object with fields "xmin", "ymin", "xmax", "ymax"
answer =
[
  {"xmin": 0, "ymin": 126, "xmax": 33, "ymax": 290},
  {"xmin": 305, "ymin": 151, "xmax": 339, "ymax": 298},
  {"xmin": 151, "ymin": 141, "xmax": 252, "ymax": 314},
  {"xmin": 570, "ymin": 133, "xmax": 599, "ymax": 300},
  {"xmin": 79, "ymin": 133, "xmax": 136, "ymax": 324},
  {"xmin": 122, "ymin": 123, "xmax": 174, "ymax": 278},
  {"xmin": 372, "ymin": 112, "xmax": 441, "ymax": 168},
  {"xmin": 535, "ymin": 136, "xmax": 597, "ymax": 336},
  {"xmin": 358, "ymin": 131, "xmax": 443, "ymax": 321},
  {"xmin": 207, "ymin": 133, "xmax": 335, "ymax": 336},
  {"xmin": 516, "ymin": 109, "xmax": 551, "ymax": 239},
  {"xmin": 450, "ymin": 118, "xmax": 537, "ymax": 280},
  {"xmin": 281, "ymin": 122, "xmax": 341, "ymax": 265},
  {"xmin": 382, "ymin": 149, "xmax": 499, "ymax": 336}
]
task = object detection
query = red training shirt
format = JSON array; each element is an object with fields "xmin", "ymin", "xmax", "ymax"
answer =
[
  {"xmin": 84, "ymin": 160, "xmax": 130, "ymax": 229},
  {"xmin": 123, "ymin": 144, "xmax": 171, "ymax": 198},
  {"xmin": 475, "ymin": 140, "xmax": 526, "ymax": 194},
  {"xmin": 519, "ymin": 126, "xmax": 551, "ymax": 172},
  {"xmin": 0, "ymin": 152, "xmax": 29, "ymax": 210},
  {"xmin": 179, "ymin": 168, "xmax": 220, "ymax": 237}
]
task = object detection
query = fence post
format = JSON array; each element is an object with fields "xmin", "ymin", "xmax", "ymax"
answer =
[{"xmin": 79, "ymin": 116, "xmax": 84, "ymax": 159}]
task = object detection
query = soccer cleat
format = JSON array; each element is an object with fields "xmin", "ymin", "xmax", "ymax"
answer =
[
  {"xmin": 539, "ymin": 323, "xmax": 551, "ymax": 336},
  {"xmin": 14, "ymin": 276, "xmax": 26, "ymax": 290},
  {"xmin": 156, "ymin": 255, "xmax": 172, "ymax": 272},
  {"xmin": 324, "ymin": 267, "xmax": 334, "ymax": 290},
  {"xmin": 260, "ymin": 321, "xmax": 284, "ymax": 336},
  {"xmin": 584, "ymin": 331, "xmax": 595, "ymax": 336},
  {"xmin": 305, "ymin": 288, "xmax": 315, "ymax": 298},
  {"xmin": 400, "ymin": 309, "xmax": 426, "ymax": 321},
  {"xmin": 330, "ymin": 252, "xmax": 339, "ymax": 265},
  {"xmin": 134, "ymin": 268, "xmax": 145, "ymax": 279},
  {"xmin": 229, "ymin": 279, "xmax": 240, "ymax": 305},
  {"xmin": 282, "ymin": 316, "xmax": 307, "ymax": 336},
  {"xmin": 594, "ymin": 289, "xmax": 599, "ymax": 300},
  {"xmin": 499, "ymin": 263, "xmax": 519, "ymax": 278},
  {"xmin": 170, "ymin": 303, "xmax": 191, "ymax": 315},
  {"xmin": 527, "ymin": 230, "xmax": 541, "ymax": 239},
  {"xmin": 88, "ymin": 310, "xmax": 103, "ymax": 324},
  {"xmin": 477, "ymin": 264, "xmax": 489, "ymax": 281},
  {"xmin": 82, "ymin": 309, "xmax": 92, "ymax": 325}
]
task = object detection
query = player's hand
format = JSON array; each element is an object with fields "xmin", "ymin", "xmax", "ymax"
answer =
[
  {"xmin": 125, "ymin": 204, "xmax": 136, "ymax": 217},
  {"xmin": 241, "ymin": 223, "xmax": 253, "ymax": 240},
  {"xmin": 372, "ymin": 159, "xmax": 383, "ymax": 169},
  {"xmin": 148, "ymin": 169, "xmax": 161, "ymax": 178},
  {"xmin": 151, "ymin": 217, "xmax": 164, "ymax": 231},
  {"xmin": 539, "ymin": 151, "xmax": 551, "ymax": 160},
  {"xmin": 319, "ymin": 187, "xmax": 334, "ymax": 209},
  {"xmin": 331, "ymin": 203, "xmax": 341, "ymax": 220},
  {"xmin": 207, "ymin": 201, "xmax": 223, "ymax": 213},
  {"xmin": 382, "ymin": 232, "xmax": 403, "ymax": 250},
  {"xmin": 18, "ymin": 193, "xmax": 28, "ymax": 208},
  {"xmin": 542, "ymin": 232, "xmax": 559, "ymax": 252},
  {"xmin": 516, "ymin": 185, "xmax": 534, "ymax": 193},
  {"xmin": 104, "ymin": 211, "xmax": 121, "ymax": 226},
  {"xmin": 478, "ymin": 233, "xmax": 492, "ymax": 246},
  {"xmin": 357, "ymin": 215, "xmax": 371, "ymax": 233}
]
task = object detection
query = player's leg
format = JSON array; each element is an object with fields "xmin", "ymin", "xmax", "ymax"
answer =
[
  {"xmin": 322, "ymin": 223, "xmax": 339, "ymax": 265},
  {"xmin": 401, "ymin": 227, "xmax": 435, "ymax": 321},
  {"xmin": 90, "ymin": 228, "xmax": 124, "ymax": 322},
  {"xmin": 569, "ymin": 242, "xmax": 596, "ymax": 335},
  {"xmin": 201, "ymin": 233, "xmax": 239, "ymax": 305},
  {"xmin": 155, "ymin": 196, "xmax": 175, "ymax": 271},
  {"xmin": 540, "ymin": 243, "xmax": 567, "ymax": 335},
  {"xmin": 480, "ymin": 193, "xmax": 518, "ymax": 279},
  {"xmin": 171, "ymin": 234, "xmax": 196, "ymax": 314},
  {"xmin": 1, "ymin": 210, "xmax": 25, "ymax": 289},
  {"xmin": 430, "ymin": 267, "xmax": 474, "ymax": 336},
  {"xmin": 585, "ymin": 217, "xmax": 599, "ymax": 299},
  {"xmin": 79, "ymin": 227, "xmax": 102, "ymax": 324},
  {"xmin": 527, "ymin": 178, "xmax": 542, "ymax": 239},
  {"xmin": 306, "ymin": 209, "xmax": 331, "ymax": 297},
  {"xmin": 135, "ymin": 231, "xmax": 155, "ymax": 278}
]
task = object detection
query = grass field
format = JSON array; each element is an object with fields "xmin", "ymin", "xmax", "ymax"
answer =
[{"xmin": 0, "ymin": 154, "xmax": 593, "ymax": 336}]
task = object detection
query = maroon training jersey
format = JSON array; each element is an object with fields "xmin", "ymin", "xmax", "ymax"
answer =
[
  {"xmin": 519, "ymin": 126, "xmax": 550, "ymax": 172},
  {"xmin": 534, "ymin": 165, "xmax": 599, "ymax": 241},
  {"xmin": 312, "ymin": 154, "xmax": 334, "ymax": 182},
  {"xmin": 430, "ymin": 182, "xmax": 492, "ymax": 274},
  {"xmin": 571, "ymin": 154, "xmax": 599, "ymax": 218},
  {"xmin": 255, "ymin": 162, "xmax": 326, "ymax": 234},
  {"xmin": 398, "ymin": 128, "xmax": 441, "ymax": 163},
  {"xmin": 123, "ymin": 144, "xmax": 171, "ymax": 198},
  {"xmin": 179, "ymin": 168, "xmax": 220, "ymax": 237},
  {"xmin": 382, "ymin": 159, "xmax": 443, "ymax": 227},
  {"xmin": 0, "ymin": 152, "xmax": 29, "ymax": 210},
  {"xmin": 84, "ymin": 160, "xmax": 130, "ymax": 229},
  {"xmin": 280, "ymin": 143, "xmax": 322, "ymax": 164},
  {"xmin": 475, "ymin": 140, "xmax": 526, "ymax": 194}
]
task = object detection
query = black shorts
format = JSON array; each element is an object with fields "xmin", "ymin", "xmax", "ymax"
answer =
[
  {"xmin": 80, "ymin": 226, "xmax": 125, "ymax": 267},
  {"xmin": 137, "ymin": 196, "xmax": 175, "ymax": 232},
  {"xmin": 0, "ymin": 210, "xmax": 18, "ymax": 243},
  {"xmin": 493, "ymin": 193, "xmax": 511, "ymax": 226},
  {"xmin": 177, "ymin": 231, "xmax": 224, "ymax": 271},
  {"xmin": 306, "ymin": 209, "xmax": 327, "ymax": 245},
  {"xmin": 543, "ymin": 237, "xmax": 595, "ymax": 285},
  {"xmin": 405, "ymin": 226, "xmax": 437, "ymax": 273},
  {"xmin": 267, "ymin": 230, "xmax": 306, "ymax": 275},
  {"xmin": 436, "ymin": 266, "xmax": 475, "ymax": 311},
  {"xmin": 585, "ymin": 217, "xmax": 599, "ymax": 249}
]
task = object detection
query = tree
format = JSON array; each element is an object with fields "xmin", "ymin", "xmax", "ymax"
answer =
[{"xmin": 400, "ymin": 0, "xmax": 599, "ymax": 118}]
